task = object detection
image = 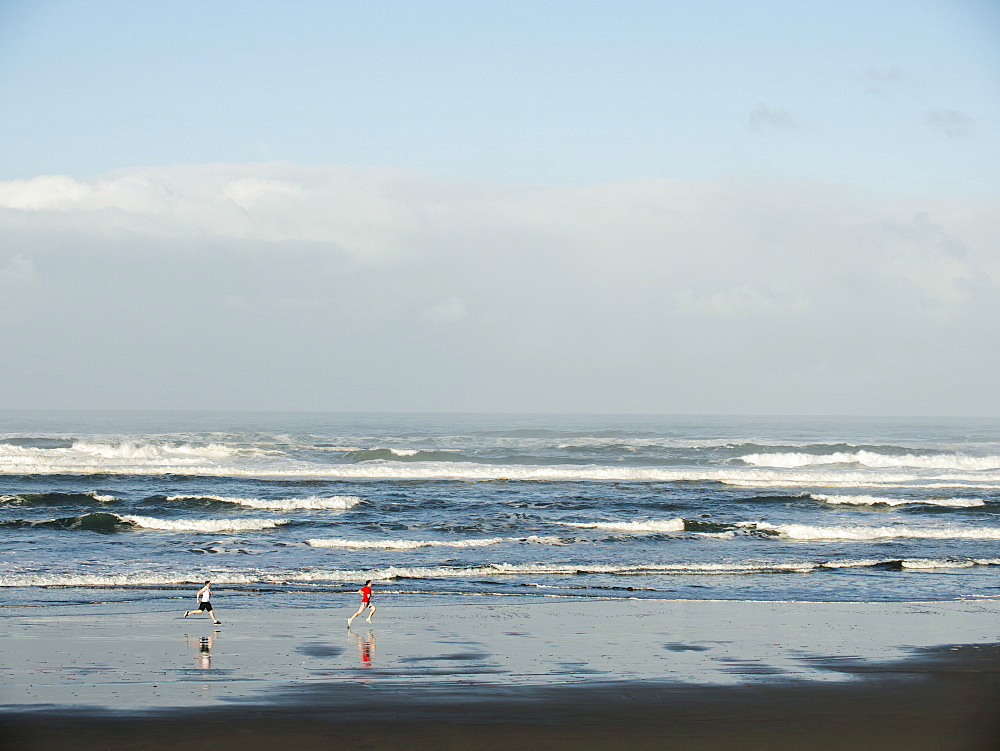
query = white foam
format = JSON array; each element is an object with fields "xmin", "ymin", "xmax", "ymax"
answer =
[
  {"xmin": 20, "ymin": 557, "xmax": 961, "ymax": 588},
  {"xmin": 10, "ymin": 561, "xmax": 801, "ymax": 588},
  {"xmin": 560, "ymin": 519, "xmax": 686, "ymax": 533},
  {"xmin": 0, "ymin": 571, "xmax": 265, "ymax": 587},
  {"xmin": 743, "ymin": 450, "xmax": 1000, "ymax": 471},
  {"xmin": 165, "ymin": 494, "xmax": 363, "ymax": 510},
  {"xmin": 89, "ymin": 493, "xmax": 118, "ymax": 503},
  {"xmin": 720, "ymin": 478, "xmax": 1000, "ymax": 489},
  {"xmin": 900, "ymin": 558, "xmax": 977, "ymax": 570},
  {"xmin": 817, "ymin": 559, "xmax": 889, "ymax": 569},
  {"xmin": 282, "ymin": 561, "xmax": 818, "ymax": 582},
  {"xmin": 0, "ymin": 439, "xmax": 258, "ymax": 474},
  {"xmin": 755, "ymin": 521, "xmax": 1000, "ymax": 541},
  {"xmin": 3, "ymin": 452, "xmax": 1000, "ymax": 488},
  {"xmin": 821, "ymin": 558, "xmax": 997, "ymax": 570},
  {"xmin": 811, "ymin": 494, "xmax": 986, "ymax": 507},
  {"xmin": 121, "ymin": 514, "xmax": 289, "ymax": 532},
  {"xmin": 305, "ymin": 535, "xmax": 561, "ymax": 550},
  {"xmin": 72, "ymin": 441, "xmax": 242, "ymax": 461}
]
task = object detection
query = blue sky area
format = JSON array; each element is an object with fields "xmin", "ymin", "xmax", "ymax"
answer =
[
  {"xmin": 2, "ymin": 0, "xmax": 997, "ymax": 191},
  {"xmin": 0, "ymin": 1, "xmax": 997, "ymax": 414}
]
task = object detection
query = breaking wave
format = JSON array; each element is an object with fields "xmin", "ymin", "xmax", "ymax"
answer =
[
  {"xmin": 306, "ymin": 535, "xmax": 561, "ymax": 549},
  {"xmin": 0, "ymin": 491, "xmax": 117, "ymax": 506},
  {"xmin": 752, "ymin": 521, "xmax": 1000, "ymax": 541},
  {"xmin": 5, "ymin": 556, "xmax": 1000, "ymax": 588},
  {"xmin": 0, "ymin": 439, "xmax": 262, "ymax": 474},
  {"xmin": 0, "ymin": 512, "xmax": 131, "ymax": 533},
  {"xmin": 810, "ymin": 494, "xmax": 986, "ymax": 508},
  {"xmin": 2, "ymin": 451, "xmax": 1000, "ymax": 491},
  {"xmin": 559, "ymin": 519, "xmax": 686, "ymax": 533},
  {"xmin": 121, "ymin": 514, "xmax": 289, "ymax": 532},
  {"xmin": 343, "ymin": 448, "xmax": 462, "ymax": 462},
  {"xmin": 743, "ymin": 450, "xmax": 1000, "ymax": 471},
  {"xmin": 165, "ymin": 494, "xmax": 363, "ymax": 510},
  {"xmin": 0, "ymin": 512, "xmax": 289, "ymax": 533}
]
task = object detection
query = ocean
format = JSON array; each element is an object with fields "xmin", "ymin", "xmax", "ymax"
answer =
[{"xmin": 2, "ymin": 411, "xmax": 999, "ymax": 610}]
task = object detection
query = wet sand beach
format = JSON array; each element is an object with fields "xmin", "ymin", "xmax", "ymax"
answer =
[{"xmin": 2, "ymin": 597, "xmax": 1000, "ymax": 749}]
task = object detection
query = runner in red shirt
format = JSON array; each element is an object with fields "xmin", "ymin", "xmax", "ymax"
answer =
[{"xmin": 347, "ymin": 580, "xmax": 376, "ymax": 627}]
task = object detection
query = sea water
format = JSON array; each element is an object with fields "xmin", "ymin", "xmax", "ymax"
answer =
[{"xmin": 1, "ymin": 411, "xmax": 999, "ymax": 609}]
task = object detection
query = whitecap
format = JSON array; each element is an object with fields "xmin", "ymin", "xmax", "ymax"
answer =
[
  {"xmin": 743, "ymin": 450, "xmax": 1000, "ymax": 471},
  {"xmin": 305, "ymin": 535, "xmax": 560, "ymax": 550},
  {"xmin": 811, "ymin": 494, "xmax": 986, "ymax": 508},
  {"xmin": 754, "ymin": 521, "xmax": 1000, "ymax": 541},
  {"xmin": 121, "ymin": 514, "xmax": 288, "ymax": 532},
  {"xmin": 559, "ymin": 519, "xmax": 686, "ymax": 533},
  {"xmin": 166, "ymin": 494, "xmax": 362, "ymax": 510}
]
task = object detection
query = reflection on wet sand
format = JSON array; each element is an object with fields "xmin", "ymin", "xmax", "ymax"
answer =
[
  {"xmin": 350, "ymin": 630, "xmax": 375, "ymax": 668},
  {"xmin": 186, "ymin": 631, "xmax": 220, "ymax": 669}
]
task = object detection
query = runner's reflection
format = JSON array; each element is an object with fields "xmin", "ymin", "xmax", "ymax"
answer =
[
  {"xmin": 350, "ymin": 629, "xmax": 375, "ymax": 668},
  {"xmin": 186, "ymin": 631, "xmax": 220, "ymax": 669}
]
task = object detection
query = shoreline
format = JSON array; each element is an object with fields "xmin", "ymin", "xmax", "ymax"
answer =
[{"xmin": 2, "ymin": 598, "xmax": 1000, "ymax": 749}]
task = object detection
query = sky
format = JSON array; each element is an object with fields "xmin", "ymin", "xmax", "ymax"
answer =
[{"xmin": 0, "ymin": 0, "xmax": 998, "ymax": 415}]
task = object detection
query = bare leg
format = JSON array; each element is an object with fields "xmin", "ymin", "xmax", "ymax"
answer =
[
  {"xmin": 365, "ymin": 603, "xmax": 376, "ymax": 623},
  {"xmin": 209, "ymin": 608, "xmax": 221, "ymax": 624},
  {"xmin": 347, "ymin": 605, "xmax": 365, "ymax": 626}
]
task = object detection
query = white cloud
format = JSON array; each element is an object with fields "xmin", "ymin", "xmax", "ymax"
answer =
[
  {"xmin": 222, "ymin": 177, "xmax": 303, "ymax": 209},
  {"xmin": 0, "ymin": 163, "xmax": 996, "ymax": 413},
  {"xmin": 880, "ymin": 211, "xmax": 984, "ymax": 309},
  {"xmin": 0, "ymin": 174, "xmax": 92, "ymax": 210}
]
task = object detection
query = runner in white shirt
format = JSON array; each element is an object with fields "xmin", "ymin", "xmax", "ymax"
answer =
[{"xmin": 184, "ymin": 580, "xmax": 222, "ymax": 625}]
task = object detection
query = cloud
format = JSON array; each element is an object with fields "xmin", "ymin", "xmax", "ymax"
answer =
[
  {"xmin": 853, "ymin": 65, "xmax": 910, "ymax": 96},
  {"xmin": 0, "ymin": 164, "xmax": 427, "ymax": 257},
  {"xmin": 749, "ymin": 103, "xmax": 795, "ymax": 131},
  {"xmin": 0, "ymin": 163, "xmax": 996, "ymax": 413},
  {"xmin": 879, "ymin": 211, "xmax": 984, "ymax": 309},
  {"xmin": 925, "ymin": 109, "xmax": 974, "ymax": 139}
]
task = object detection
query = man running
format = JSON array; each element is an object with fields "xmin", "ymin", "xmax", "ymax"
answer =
[
  {"xmin": 184, "ymin": 580, "xmax": 222, "ymax": 625},
  {"xmin": 347, "ymin": 580, "xmax": 375, "ymax": 627}
]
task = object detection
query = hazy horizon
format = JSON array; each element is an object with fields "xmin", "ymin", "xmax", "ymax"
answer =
[{"xmin": 1, "ymin": 1, "xmax": 997, "ymax": 417}]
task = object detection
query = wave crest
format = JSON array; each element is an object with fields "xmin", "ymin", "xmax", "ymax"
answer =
[
  {"xmin": 753, "ymin": 521, "xmax": 1000, "ymax": 541},
  {"xmin": 305, "ymin": 535, "xmax": 560, "ymax": 550},
  {"xmin": 559, "ymin": 519, "xmax": 686, "ymax": 533},
  {"xmin": 810, "ymin": 494, "xmax": 986, "ymax": 507},
  {"xmin": 743, "ymin": 450, "xmax": 1000, "ymax": 471},
  {"xmin": 121, "ymin": 514, "xmax": 288, "ymax": 532},
  {"xmin": 165, "ymin": 494, "xmax": 362, "ymax": 510}
]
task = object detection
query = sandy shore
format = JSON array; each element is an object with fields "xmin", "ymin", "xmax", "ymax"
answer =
[{"xmin": 2, "ymin": 596, "xmax": 1000, "ymax": 749}]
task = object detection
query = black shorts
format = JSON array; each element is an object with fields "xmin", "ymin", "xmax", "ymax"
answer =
[{"xmin": 198, "ymin": 601, "xmax": 213, "ymax": 611}]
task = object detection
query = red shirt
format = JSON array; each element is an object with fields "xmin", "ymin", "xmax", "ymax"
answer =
[{"xmin": 360, "ymin": 585, "xmax": 372, "ymax": 603}]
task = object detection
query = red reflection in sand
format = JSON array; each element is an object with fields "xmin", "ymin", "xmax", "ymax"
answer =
[{"xmin": 351, "ymin": 630, "xmax": 375, "ymax": 668}]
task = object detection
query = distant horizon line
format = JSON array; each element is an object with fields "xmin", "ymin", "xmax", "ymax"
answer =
[{"xmin": 1, "ymin": 408, "xmax": 996, "ymax": 421}]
